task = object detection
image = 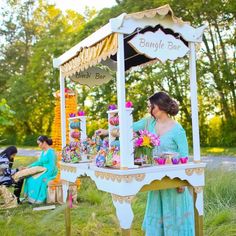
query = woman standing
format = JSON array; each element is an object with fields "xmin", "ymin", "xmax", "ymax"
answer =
[
  {"xmin": 24, "ymin": 136, "xmax": 58, "ymax": 204},
  {"xmin": 134, "ymin": 92, "xmax": 194, "ymax": 236},
  {"xmin": 97, "ymin": 92, "xmax": 194, "ymax": 235}
]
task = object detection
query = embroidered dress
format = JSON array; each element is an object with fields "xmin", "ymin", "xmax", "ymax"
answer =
[
  {"xmin": 24, "ymin": 148, "xmax": 58, "ymax": 204},
  {"xmin": 133, "ymin": 117, "xmax": 195, "ymax": 236}
]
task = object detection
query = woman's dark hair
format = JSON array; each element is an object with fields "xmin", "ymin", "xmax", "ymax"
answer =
[
  {"xmin": 37, "ymin": 135, "xmax": 53, "ymax": 146},
  {"xmin": 0, "ymin": 146, "xmax": 17, "ymax": 160},
  {"xmin": 149, "ymin": 92, "xmax": 179, "ymax": 116}
]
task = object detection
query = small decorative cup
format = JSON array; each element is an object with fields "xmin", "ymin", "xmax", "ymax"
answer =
[
  {"xmin": 171, "ymin": 157, "xmax": 180, "ymax": 165},
  {"xmin": 77, "ymin": 110, "xmax": 85, "ymax": 116},
  {"xmin": 125, "ymin": 101, "xmax": 133, "ymax": 108},
  {"xmin": 108, "ymin": 104, "xmax": 117, "ymax": 110},
  {"xmin": 180, "ymin": 157, "xmax": 188, "ymax": 164},
  {"xmin": 155, "ymin": 157, "xmax": 166, "ymax": 165},
  {"xmin": 69, "ymin": 113, "xmax": 76, "ymax": 117}
]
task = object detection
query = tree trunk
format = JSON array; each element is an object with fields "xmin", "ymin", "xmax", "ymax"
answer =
[{"xmin": 203, "ymin": 34, "xmax": 232, "ymax": 120}]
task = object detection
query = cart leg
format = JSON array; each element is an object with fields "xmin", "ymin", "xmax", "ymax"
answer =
[
  {"xmin": 193, "ymin": 187, "xmax": 204, "ymax": 236},
  {"xmin": 62, "ymin": 180, "xmax": 69, "ymax": 203},
  {"xmin": 64, "ymin": 189, "xmax": 71, "ymax": 236},
  {"xmin": 121, "ymin": 229, "xmax": 131, "ymax": 236},
  {"xmin": 111, "ymin": 194, "xmax": 134, "ymax": 235}
]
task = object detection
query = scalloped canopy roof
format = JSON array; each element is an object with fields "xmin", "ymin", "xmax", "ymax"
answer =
[{"xmin": 53, "ymin": 4, "xmax": 206, "ymax": 77}]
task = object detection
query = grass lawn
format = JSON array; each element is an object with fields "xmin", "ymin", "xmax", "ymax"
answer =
[{"xmin": 0, "ymin": 156, "xmax": 236, "ymax": 235}]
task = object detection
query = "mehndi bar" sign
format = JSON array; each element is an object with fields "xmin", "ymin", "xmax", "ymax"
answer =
[{"xmin": 70, "ymin": 67, "xmax": 112, "ymax": 87}]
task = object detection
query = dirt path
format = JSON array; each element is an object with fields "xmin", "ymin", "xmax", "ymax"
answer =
[{"xmin": 202, "ymin": 156, "xmax": 236, "ymax": 170}]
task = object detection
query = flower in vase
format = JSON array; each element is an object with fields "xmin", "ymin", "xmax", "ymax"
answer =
[
  {"xmin": 142, "ymin": 136, "xmax": 151, "ymax": 147},
  {"xmin": 135, "ymin": 137, "xmax": 143, "ymax": 147},
  {"xmin": 134, "ymin": 130, "xmax": 160, "ymax": 165}
]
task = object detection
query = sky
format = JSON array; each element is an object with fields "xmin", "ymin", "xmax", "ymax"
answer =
[{"xmin": 52, "ymin": 0, "xmax": 117, "ymax": 14}]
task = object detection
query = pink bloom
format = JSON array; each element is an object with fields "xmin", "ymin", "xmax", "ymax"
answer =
[
  {"xmin": 136, "ymin": 130, "xmax": 160, "ymax": 147},
  {"xmin": 135, "ymin": 137, "xmax": 143, "ymax": 147},
  {"xmin": 139, "ymin": 130, "xmax": 149, "ymax": 136}
]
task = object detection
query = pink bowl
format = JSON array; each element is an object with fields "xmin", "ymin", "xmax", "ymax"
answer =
[
  {"xmin": 180, "ymin": 157, "xmax": 188, "ymax": 164},
  {"xmin": 155, "ymin": 157, "xmax": 166, "ymax": 165}
]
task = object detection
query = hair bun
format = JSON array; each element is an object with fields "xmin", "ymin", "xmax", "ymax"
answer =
[
  {"xmin": 47, "ymin": 138, "xmax": 53, "ymax": 146},
  {"xmin": 168, "ymin": 100, "xmax": 179, "ymax": 116}
]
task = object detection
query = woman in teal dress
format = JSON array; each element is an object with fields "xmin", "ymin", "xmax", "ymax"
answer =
[
  {"xmin": 24, "ymin": 135, "xmax": 58, "ymax": 204},
  {"xmin": 97, "ymin": 92, "xmax": 194, "ymax": 235},
  {"xmin": 133, "ymin": 92, "xmax": 195, "ymax": 236}
]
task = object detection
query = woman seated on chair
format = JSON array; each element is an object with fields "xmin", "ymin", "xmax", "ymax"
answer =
[
  {"xmin": 24, "ymin": 135, "xmax": 58, "ymax": 204},
  {"xmin": 0, "ymin": 146, "xmax": 24, "ymax": 206}
]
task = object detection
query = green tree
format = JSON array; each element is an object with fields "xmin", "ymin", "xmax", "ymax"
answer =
[{"xmin": 0, "ymin": 0, "xmax": 86, "ymax": 144}]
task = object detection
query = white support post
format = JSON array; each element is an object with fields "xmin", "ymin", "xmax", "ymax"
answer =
[
  {"xmin": 62, "ymin": 181, "xmax": 69, "ymax": 203},
  {"xmin": 189, "ymin": 42, "xmax": 201, "ymax": 162},
  {"xmin": 60, "ymin": 68, "xmax": 66, "ymax": 149},
  {"xmin": 107, "ymin": 110, "xmax": 117, "ymax": 147},
  {"xmin": 112, "ymin": 197, "xmax": 134, "ymax": 230},
  {"xmin": 79, "ymin": 116, "xmax": 87, "ymax": 141},
  {"xmin": 116, "ymin": 33, "xmax": 134, "ymax": 168},
  {"xmin": 126, "ymin": 108, "xmax": 134, "ymax": 166}
]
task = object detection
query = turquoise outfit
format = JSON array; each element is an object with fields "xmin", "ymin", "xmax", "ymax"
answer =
[
  {"xmin": 133, "ymin": 117, "xmax": 195, "ymax": 236},
  {"xmin": 24, "ymin": 148, "xmax": 58, "ymax": 204}
]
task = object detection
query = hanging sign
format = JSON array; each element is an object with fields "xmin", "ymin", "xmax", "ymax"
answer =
[
  {"xmin": 128, "ymin": 29, "xmax": 189, "ymax": 62},
  {"xmin": 69, "ymin": 67, "xmax": 113, "ymax": 87}
]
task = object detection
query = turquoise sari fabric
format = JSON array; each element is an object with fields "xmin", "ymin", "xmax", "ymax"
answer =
[
  {"xmin": 133, "ymin": 117, "xmax": 195, "ymax": 236},
  {"xmin": 24, "ymin": 148, "xmax": 58, "ymax": 204}
]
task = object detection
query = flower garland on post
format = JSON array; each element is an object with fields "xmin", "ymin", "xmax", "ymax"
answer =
[
  {"xmin": 51, "ymin": 89, "xmax": 77, "ymax": 151},
  {"xmin": 50, "ymin": 89, "xmax": 81, "ymax": 201}
]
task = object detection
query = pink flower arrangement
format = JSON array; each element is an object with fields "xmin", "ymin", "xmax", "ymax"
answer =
[
  {"xmin": 135, "ymin": 130, "xmax": 160, "ymax": 148},
  {"xmin": 134, "ymin": 130, "xmax": 160, "ymax": 165}
]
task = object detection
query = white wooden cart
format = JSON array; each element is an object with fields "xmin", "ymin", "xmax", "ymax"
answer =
[{"xmin": 53, "ymin": 5, "xmax": 207, "ymax": 236}]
